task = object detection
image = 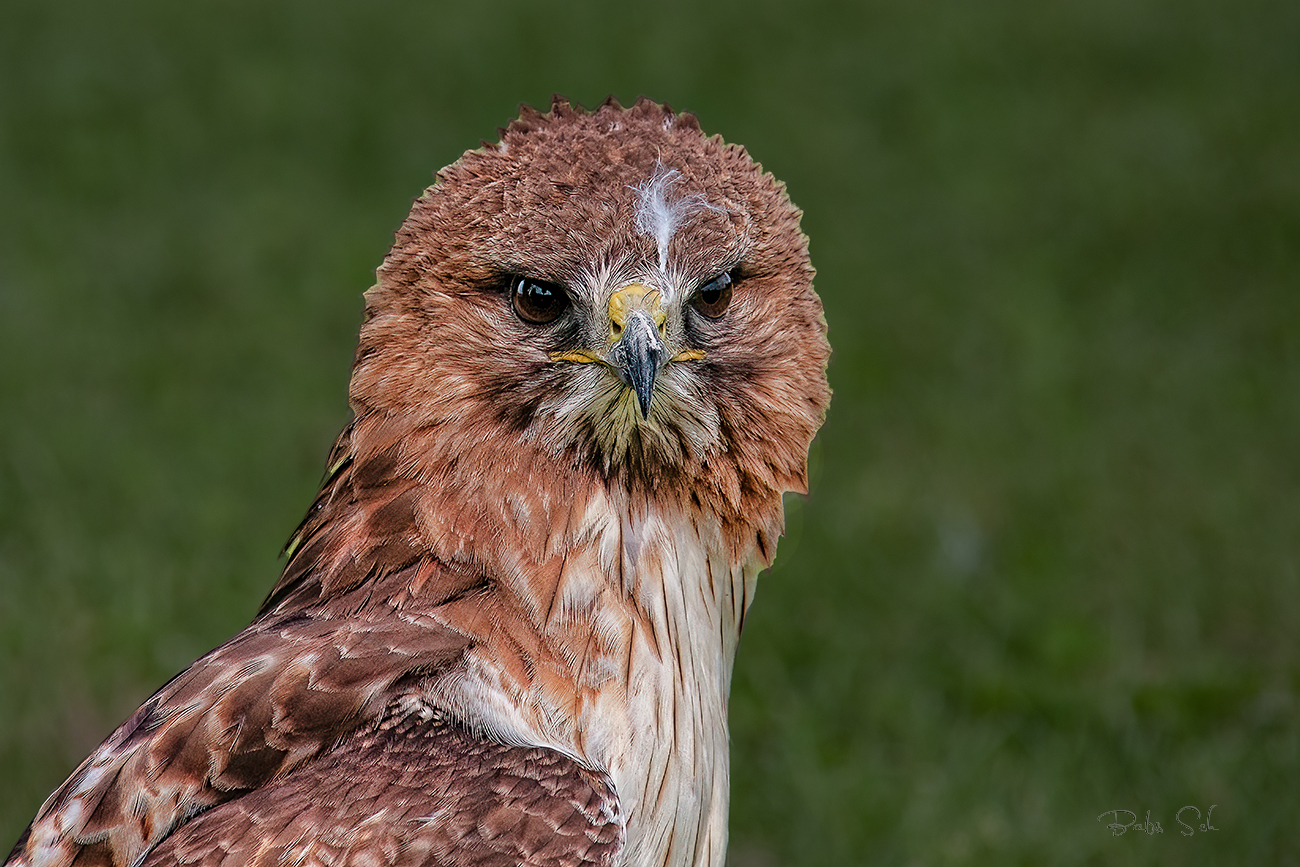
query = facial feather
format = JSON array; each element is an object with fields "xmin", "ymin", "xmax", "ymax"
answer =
[{"xmin": 349, "ymin": 97, "xmax": 828, "ymax": 564}]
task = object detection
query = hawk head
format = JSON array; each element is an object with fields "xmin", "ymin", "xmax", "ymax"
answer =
[{"xmin": 342, "ymin": 96, "xmax": 830, "ymax": 574}]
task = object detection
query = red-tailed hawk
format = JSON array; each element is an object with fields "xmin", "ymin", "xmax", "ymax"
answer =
[{"xmin": 8, "ymin": 96, "xmax": 830, "ymax": 867}]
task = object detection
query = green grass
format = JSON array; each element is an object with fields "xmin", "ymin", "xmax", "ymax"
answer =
[{"xmin": 1, "ymin": 0, "xmax": 1296, "ymax": 863}]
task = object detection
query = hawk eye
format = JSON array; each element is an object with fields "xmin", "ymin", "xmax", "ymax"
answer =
[
  {"xmin": 510, "ymin": 276, "xmax": 569, "ymax": 324},
  {"xmin": 692, "ymin": 272, "xmax": 733, "ymax": 319}
]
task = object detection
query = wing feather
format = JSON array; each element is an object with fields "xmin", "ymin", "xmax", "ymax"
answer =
[
  {"xmin": 144, "ymin": 710, "xmax": 623, "ymax": 867},
  {"xmin": 12, "ymin": 590, "xmax": 471, "ymax": 867}
]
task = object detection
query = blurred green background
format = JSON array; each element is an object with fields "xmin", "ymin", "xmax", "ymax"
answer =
[{"xmin": 1, "ymin": 0, "xmax": 1296, "ymax": 864}]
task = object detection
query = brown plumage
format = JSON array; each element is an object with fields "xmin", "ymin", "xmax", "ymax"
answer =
[{"xmin": 8, "ymin": 96, "xmax": 830, "ymax": 867}]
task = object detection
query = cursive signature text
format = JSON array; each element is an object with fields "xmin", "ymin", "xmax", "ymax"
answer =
[{"xmin": 1097, "ymin": 805, "xmax": 1218, "ymax": 837}]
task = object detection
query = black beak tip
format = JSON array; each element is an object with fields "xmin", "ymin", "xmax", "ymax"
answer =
[
  {"xmin": 611, "ymin": 315, "xmax": 666, "ymax": 421},
  {"xmin": 633, "ymin": 382, "xmax": 654, "ymax": 419}
]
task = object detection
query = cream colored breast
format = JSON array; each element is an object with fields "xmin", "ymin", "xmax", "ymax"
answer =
[
  {"xmin": 591, "ymin": 510, "xmax": 758, "ymax": 867},
  {"xmin": 421, "ymin": 493, "xmax": 761, "ymax": 867}
]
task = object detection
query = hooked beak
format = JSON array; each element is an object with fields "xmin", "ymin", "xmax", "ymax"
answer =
[
  {"xmin": 607, "ymin": 283, "xmax": 667, "ymax": 419},
  {"xmin": 546, "ymin": 281, "xmax": 707, "ymax": 420}
]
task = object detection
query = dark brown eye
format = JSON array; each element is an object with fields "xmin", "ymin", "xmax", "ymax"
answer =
[
  {"xmin": 692, "ymin": 272, "xmax": 733, "ymax": 319},
  {"xmin": 511, "ymin": 276, "xmax": 569, "ymax": 324}
]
